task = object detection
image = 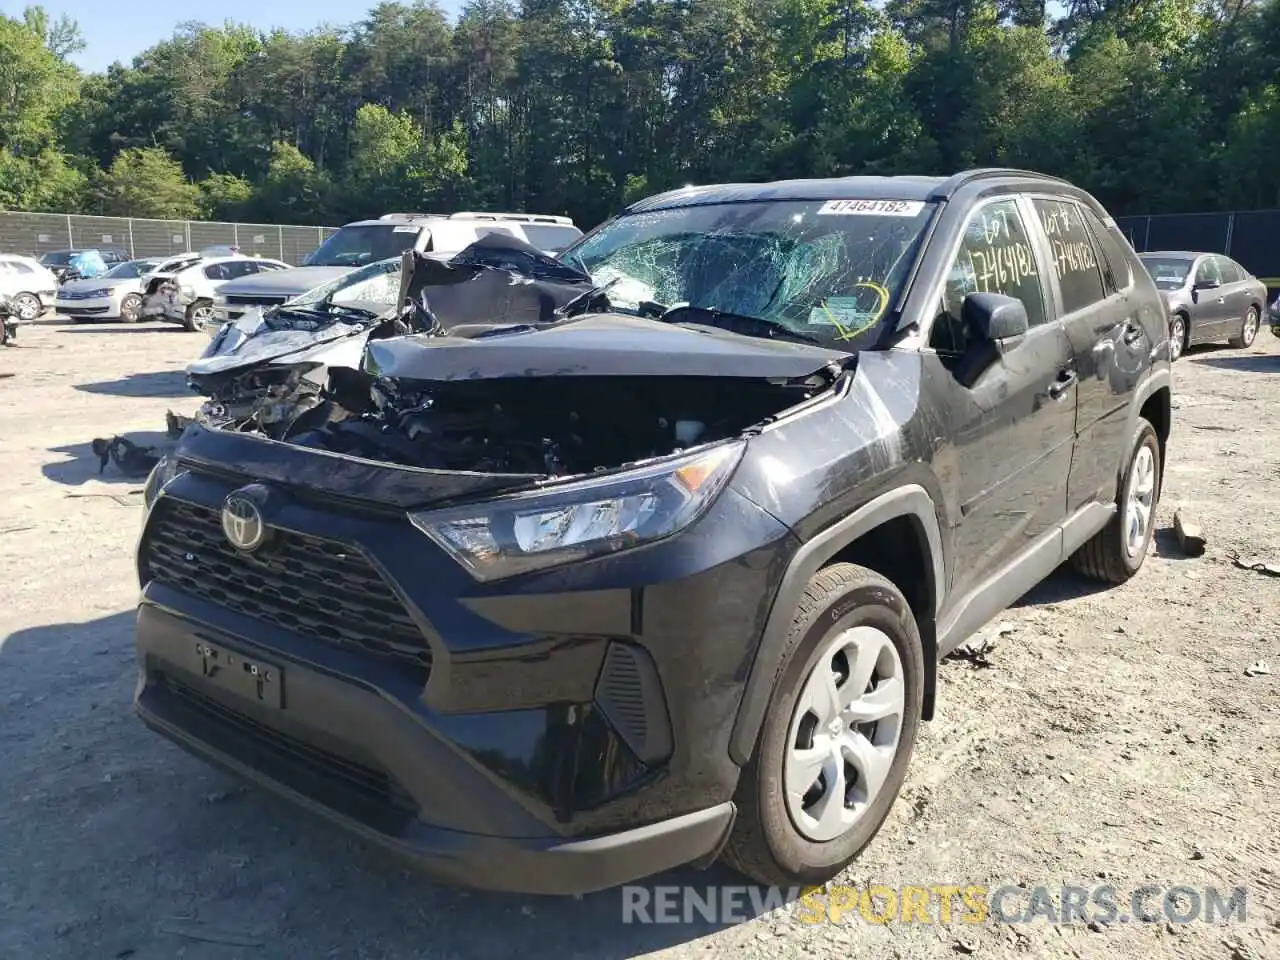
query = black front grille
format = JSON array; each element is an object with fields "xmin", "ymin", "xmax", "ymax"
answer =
[
  {"xmin": 143, "ymin": 498, "xmax": 431, "ymax": 680},
  {"xmin": 162, "ymin": 675, "xmax": 418, "ymax": 827},
  {"xmin": 226, "ymin": 295, "xmax": 288, "ymax": 306}
]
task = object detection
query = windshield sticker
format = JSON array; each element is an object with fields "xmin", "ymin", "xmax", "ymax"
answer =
[
  {"xmin": 817, "ymin": 199, "xmax": 924, "ymax": 217},
  {"xmin": 393, "ymin": 225, "xmax": 419, "ymax": 233}
]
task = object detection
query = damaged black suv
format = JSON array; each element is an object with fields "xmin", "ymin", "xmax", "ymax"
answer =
[{"xmin": 135, "ymin": 169, "xmax": 1172, "ymax": 894}]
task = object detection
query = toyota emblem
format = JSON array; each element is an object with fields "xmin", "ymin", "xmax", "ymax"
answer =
[{"xmin": 221, "ymin": 494, "xmax": 267, "ymax": 552}]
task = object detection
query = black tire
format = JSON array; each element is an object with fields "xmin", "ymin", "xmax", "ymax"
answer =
[
  {"xmin": 1071, "ymin": 418, "xmax": 1161, "ymax": 584},
  {"xmin": 720, "ymin": 563, "xmax": 924, "ymax": 887},
  {"xmin": 120, "ymin": 294, "xmax": 142, "ymax": 323},
  {"xmin": 1168, "ymin": 312, "xmax": 1188, "ymax": 361},
  {"xmin": 183, "ymin": 299, "xmax": 214, "ymax": 332},
  {"xmin": 12, "ymin": 292, "xmax": 40, "ymax": 321},
  {"xmin": 1229, "ymin": 306, "xmax": 1259, "ymax": 348}
]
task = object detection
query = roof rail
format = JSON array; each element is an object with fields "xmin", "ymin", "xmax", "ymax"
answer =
[
  {"xmin": 928, "ymin": 167, "xmax": 1072, "ymax": 200},
  {"xmin": 447, "ymin": 211, "xmax": 575, "ymax": 225},
  {"xmin": 377, "ymin": 212, "xmax": 441, "ymax": 221}
]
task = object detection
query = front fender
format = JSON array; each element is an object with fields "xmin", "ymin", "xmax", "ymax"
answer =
[{"xmin": 727, "ymin": 483, "xmax": 945, "ymax": 765}]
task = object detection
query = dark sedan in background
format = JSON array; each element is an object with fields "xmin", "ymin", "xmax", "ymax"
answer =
[{"xmin": 1138, "ymin": 251, "xmax": 1268, "ymax": 360}]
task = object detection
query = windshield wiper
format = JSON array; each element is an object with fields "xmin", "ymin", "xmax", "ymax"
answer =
[
  {"xmin": 276, "ymin": 302, "xmax": 381, "ymax": 323},
  {"xmin": 553, "ymin": 276, "xmax": 621, "ymax": 318},
  {"xmin": 654, "ymin": 303, "xmax": 824, "ymax": 346}
]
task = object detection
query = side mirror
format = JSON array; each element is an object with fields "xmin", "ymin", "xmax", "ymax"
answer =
[
  {"xmin": 962, "ymin": 292, "xmax": 1029, "ymax": 344},
  {"xmin": 1194, "ymin": 277, "xmax": 1220, "ymax": 291}
]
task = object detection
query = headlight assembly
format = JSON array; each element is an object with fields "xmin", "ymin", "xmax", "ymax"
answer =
[
  {"xmin": 142, "ymin": 454, "xmax": 186, "ymax": 511},
  {"xmin": 409, "ymin": 442, "xmax": 744, "ymax": 581}
]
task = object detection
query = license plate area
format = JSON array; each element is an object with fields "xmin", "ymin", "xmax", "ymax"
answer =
[{"xmin": 190, "ymin": 640, "xmax": 283, "ymax": 709}]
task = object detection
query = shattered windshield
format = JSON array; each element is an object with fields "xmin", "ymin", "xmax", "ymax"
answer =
[
  {"xmin": 1139, "ymin": 256, "xmax": 1192, "ymax": 289},
  {"xmin": 279, "ymin": 256, "xmax": 402, "ymax": 322},
  {"xmin": 567, "ymin": 199, "xmax": 935, "ymax": 348}
]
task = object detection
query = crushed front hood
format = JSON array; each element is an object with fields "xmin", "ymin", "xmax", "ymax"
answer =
[
  {"xmin": 362, "ymin": 312, "xmax": 851, "ymax": 381},
  {"xmin": 187, "ymin": 320, "xmax": 369, "ymax": 377}
]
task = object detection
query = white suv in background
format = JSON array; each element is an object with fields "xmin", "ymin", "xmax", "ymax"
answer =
[
  {"xmin": 210, "ymin": 211, "xmax": 582, "ymax": 323},
  {"xmin": 0, "ymin": 254, "xmax": 60, "ymax": 320},
  {"xmin": 140, "ymin": 255, "xmax": 291, "ymax": 331}
]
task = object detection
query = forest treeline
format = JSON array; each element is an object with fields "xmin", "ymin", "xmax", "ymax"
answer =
[{"xmin": 1, "ymin": 0, "xmax": 1278, "ymax": 230}]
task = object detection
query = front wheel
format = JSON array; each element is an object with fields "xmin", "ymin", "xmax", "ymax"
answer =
[
  {"xmin": 1168, "ymin": 313, "xmax": 1187, "ymax": 361},
  {"xmin": 183, "ymin": 299, "xmax": 214, "ymax": 332},
  {"xmin": 12, "ymin": 292, "xmax": 40, "ymax": 321},
  {"xmin": 1071, "ymin": 418, "xmax": 1161, "ymax": 584},
  {"xmin": 1230, "ymin": 306, "xmax": 1259, "ymax": 348},
  {"xmin": 119, "ymin": 293, "xmax": 142, "ymax": 323},
  {"xmin": 721, "ymin": 563, "xmax": 923, "ymax": 887}
]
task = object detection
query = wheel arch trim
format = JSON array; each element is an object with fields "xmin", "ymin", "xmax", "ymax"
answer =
[{"xmin": 728, "ymin": 484, "xmax": 944, "ymax": 766}]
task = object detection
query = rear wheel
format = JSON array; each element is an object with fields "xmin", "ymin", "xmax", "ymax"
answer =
[
  {"xmin": 1229, "ymin": 306, "xmax": 1259, "ymax": 348},
  {"xmin": 1168, "ymin": 313, "xmax": 1187, "ymax": 361},
  {"xmin": 12, "ymin": 292, "xmax": 40, "ymax": 321},
  {"xmin": 120, "ymin": 294, "xmax": 142, "ymax": 323},
  {"xmin": 1071, "ymin": 418, "xmax": 1160, "ymax": 584},
  {"xmin": 721, "ymin": 563, "xmax": 923, "ymax": 887},
  {"xmin": 184, "ymin": 299, "xmax": 214, "ymax": 332}
]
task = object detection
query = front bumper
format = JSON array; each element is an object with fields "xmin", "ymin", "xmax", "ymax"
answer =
[
  {"xmin": 136, "ymin": 604, "xmax": 734, "ymax": 894},
  {"xmin": 134, "ymin": 447, "xmax": 795, "ymax": 891},
  {"xmin": 55, "ymin": 294, "xmax": 121, "ymax": 318}
]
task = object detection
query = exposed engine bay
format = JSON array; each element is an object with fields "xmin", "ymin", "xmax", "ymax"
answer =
[
  {"xmin": 287, "ymin": 373, "xmax": 831, "ymax": 476},
  {"xmin": 177, "ymin": 233, "xmax": 853, "ymax": 478}
]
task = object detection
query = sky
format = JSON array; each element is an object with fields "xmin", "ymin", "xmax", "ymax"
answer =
[{"xmin": 19, "ymin": 0, "xmax": 462, "ymax": 73}]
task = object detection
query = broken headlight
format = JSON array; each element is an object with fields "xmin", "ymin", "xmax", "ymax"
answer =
[{"xmin": 410, "ymin": 442, "xmax": 744, "ymax": 581}]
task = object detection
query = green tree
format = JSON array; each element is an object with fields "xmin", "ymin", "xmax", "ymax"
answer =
[
  {"xmin": 253, "ymin": 141, "xmax": 333, "ymax": 223},
  {"xmin": 94, "ymin": 147, "xmax": 201, "ymax": 219},
  {"xmin": 199, "ymin": 171, "xmax": 254, "ymax": 220}
]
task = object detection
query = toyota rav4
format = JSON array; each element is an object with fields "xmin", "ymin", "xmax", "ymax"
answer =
[{"xmin": 135, "ymin": 168, "xmax": 1172, "ymax": 894}]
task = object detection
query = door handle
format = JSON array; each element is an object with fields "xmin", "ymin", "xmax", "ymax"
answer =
[
  {"xmin": 1048, "ymin": 369, "xmax": 1077, "ymax": 400},
  {"xmin": 1122, "ymin": 321, "xmax": 1144, "ymax": 346}
]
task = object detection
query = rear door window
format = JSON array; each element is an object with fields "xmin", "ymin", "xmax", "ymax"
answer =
[
  {"xmin": 1032, "ymin": 198, "xmax": 1106, "ymax": 315},
  {"xmin": 1214, "ymin": 256, "xmax": 1242, "ymax": 283}
]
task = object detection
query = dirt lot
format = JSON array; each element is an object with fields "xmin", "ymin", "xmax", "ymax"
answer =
[{"xmin": 1, "ymin": 318, "xmax": 1277, "ymax": 960}]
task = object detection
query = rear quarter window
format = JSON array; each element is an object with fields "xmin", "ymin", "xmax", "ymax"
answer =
[{"xmin": 1078, "ymin": 208, "xmax": 1133, "ymax": 294}]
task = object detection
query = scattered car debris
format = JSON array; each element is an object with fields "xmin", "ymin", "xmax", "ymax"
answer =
[
  {"xmin": 1244, "ymin": 660, "xmax": 1271, "ymax": 677},
  {"xmin": 1225, "ymin": 550, "xmax": 1280, "ymax": 577},
  {"xmin": 90, "ymin": 436, "xmax": 164, "ymax": 476},
  {"xmin": 164, "ymin": 410, "xmax": 193, "ymax": 438},
  {"xmin": 1173, "ymin": 508, "xmax": 1206, "ymax": 556},
  {"xmin": 946, "ymin": 637, "xmax": 998, "ymax": 669}
]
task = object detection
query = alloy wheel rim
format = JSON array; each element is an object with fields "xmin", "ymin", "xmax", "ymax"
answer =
[
  {"xmin": 1169, "ymin": 317, "xmax": 1184, "ymax": 359},
  {"xmin": 191, "ymin": 306, "xmax": 212, "ymax": 329},
  {"xmin": 784, "ymin": 625, "xmax": 905, "ymax": 842},
  {"xmin": 1124, "ymin": 445, "xmax": 1156, "ymax": 559},
  {"xmin": 17, "ymin": 296, "xmax": 38, "ymax": 320},
  {"xmin": 1244, "ymin": 310, "xmax": 1258, "ymax": 345},
  {"xmin": 122, "ymin": 297, "xmax": 139, "ymax": 321}
]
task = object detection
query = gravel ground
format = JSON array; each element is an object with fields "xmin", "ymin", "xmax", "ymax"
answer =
[{"xmin": 1, "ymin": 319, "xmax": 1277, "ymax": 960}]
